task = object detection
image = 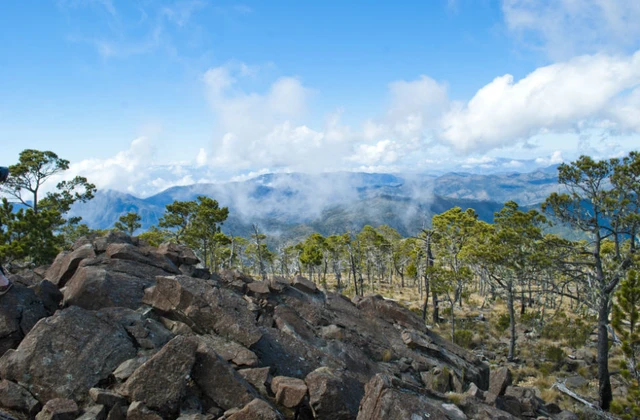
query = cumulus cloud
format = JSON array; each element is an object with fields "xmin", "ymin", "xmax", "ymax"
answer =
[
  {"xmin": 438, "ymin": 51, "xmax": 640, "ymax": 153},
  {"xmin": 503, "ymin": 0, "xmax": 640, "ymax": 59}
]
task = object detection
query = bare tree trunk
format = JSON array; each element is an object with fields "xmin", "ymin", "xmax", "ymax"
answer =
[
  {"xmin": 597, "ymin": 294, "xmax": 612, "ymax": 410},
  {"xmin": 508, "ymin": 284, "xmax": 517, "ymax": 362}
]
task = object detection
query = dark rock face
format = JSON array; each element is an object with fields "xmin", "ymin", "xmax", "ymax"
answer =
[
  {"xmin": 123, "ymin": 336, "xmax": 198, "ymax": 416},
  {"xmin": 0, "ymin": 233, "xmax": 572, "ymax": 420},
  {"xmin": 0, "ymin": 306, "xmax": 136, "ymax": 402},
  {"xmin": 356, "ymin": 374, "xmax": 450, "ymax": 420},
  {"xmin": 0, "ymin": 283, "xmax": 50, "ymax": 356}
]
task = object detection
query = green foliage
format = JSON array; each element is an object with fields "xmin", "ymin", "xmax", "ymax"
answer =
[
  {"xmin": 454, "ymin": 329, "xmax": 474, "ymax": 349},
  {"xmin": 496, "ymin": 313, "xmax": 511, "ymax": 332},
  {"xmin": 0, "ymin": 150, "xmax": 95, "ymax": 265},
  {"xmin": 544, "ymin": 345, "xmax": 565, "ymax": 366},
  {"xmin": 138, "ymin": 225, "xmax": 169, "ymax": 247},
  {"xmin": 610, "ymin": 269, "xmax": 640, "ymax": 418},
  {"xmin": 114, "ymin": 211, "xmax": 142, "ymax": 236}
]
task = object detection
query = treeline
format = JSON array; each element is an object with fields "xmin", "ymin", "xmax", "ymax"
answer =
[{"xmin": 1, "ymin": 149, "xmax": 639, "ymax": 414}]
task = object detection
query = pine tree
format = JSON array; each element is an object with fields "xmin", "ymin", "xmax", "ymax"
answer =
[{"xmin": 611, "ymin": 269, "xmax": 640, "ymax": 419}]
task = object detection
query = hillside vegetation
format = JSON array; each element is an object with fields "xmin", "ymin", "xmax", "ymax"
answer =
[{"xmin": 1, "ymin": 149, "xmax": 640, "ymax": 418}]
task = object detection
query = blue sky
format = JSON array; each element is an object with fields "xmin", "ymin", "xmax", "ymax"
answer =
[{"xmin": 2, "ymin": 0, "xmax": 640, "ymax": 196}]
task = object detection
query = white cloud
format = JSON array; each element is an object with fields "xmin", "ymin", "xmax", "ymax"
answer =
[
  {"xmin": 350, "ymin": 140, "xmax": 400, "ymax": 166},
  {"xmin": 503, "ymin": 0, "xmax": 640, "ymax": 59},
  {"xmin": 439, "ymin": 51, "xmax": 640, "ymax": 153},
  {"xmin": 195, "ymin": 148, "xmax": 207, "ymax": 167},
  {"xmin": 535, "ymin": 150, "xmax": 564, "ymax": 165}
]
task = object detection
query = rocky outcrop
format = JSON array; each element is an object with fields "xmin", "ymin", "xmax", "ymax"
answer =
[{"xmin": 0, "ymin": 233, "xmax": 572, "ymax": 420}]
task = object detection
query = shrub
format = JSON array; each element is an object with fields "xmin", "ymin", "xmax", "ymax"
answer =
[
  {"xmin": 496, "ymin": 313, "xmax": 510, "ymax": 332},
  {"xmin": 454, "ymin": 329, "xmax": 474, "ymax": 349},
  {"xmin": 545, "ymin": 345, "xmax": 566, "ymax": 369}
]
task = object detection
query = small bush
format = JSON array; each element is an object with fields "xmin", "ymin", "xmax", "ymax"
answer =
[
  {"xmin": 538, "ymin": 361, "xmax": 556, "ymax": 376},
  {"xmin": 381, "ymin": 349, "xmax": 393, "ymax": 362},
  {"xmin": 454, "ymin": 329, "xmax": 474, "ymax": 349},
  {"xmin": 545, "ymin": 345, "xmax": 566, "ymax": 369},
  {"xmin": 496, "ymin": 313, "xmax": 510, "ymax": 332},
  {"xmin": 520, "ymin": 311, "xmax": 541, "ymax": 328}
]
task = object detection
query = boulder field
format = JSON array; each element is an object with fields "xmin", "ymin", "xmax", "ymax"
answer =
[{"xmin": 0, "ymin": 232, "xmax": 576, "ymax": 419}]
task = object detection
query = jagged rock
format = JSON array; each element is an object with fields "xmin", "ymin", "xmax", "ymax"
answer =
[
  {"xmin": 157, "ymin": 242, "xmax": 199, "ymax": 266},
  {"xmin": 271, "ymin": 376, "xmax": 308, "ymax": 408},
  {"xmin": 226, "ymin": 399, "xmax": 283, "ymax": 420},
  {"xmin": 464, "ymin": 382, "xmax": 485, "ymax": 400},
  {"xmin": 456, "ymin": 396, "xmax": 517, "ymax": 420},
  {"xmin": 122, "ymin": 336, "xmax": 198, "ymax": 416},
  {"xmin": 62, "ymin": 259, "xmax": 165, "ymax": 310},
  {"xmin": 291, "ymin": 275, "xmax": 317, "ymax": 294},
  {"xmin": 35, "ymin": 398, "xmax": 78, "ymax": 420},
  {"xmin": 441, "ymin": 403, "xmax": 467, "ymax": 420},
  {"xmin": 304, "ymin": 367, "xmax": 363, "ymax": 420},
  {"xmin": 93, "ymin": 232, "xmax": 133, "ymax": 253},
  {"xmin": 178, "ymin": 264, "xmax": 210, "ymax": 280},
  {"xmin": 45, "ymin": 244, "xmax": 96, "ymax": 287},
  {"xmin": 555, "ymin": 410, "xmax": 579, "ymax": 420},
  {"xmin": 192, "ymin": 337, "xmax": 258, "ymax": 411},
  {"xmin": 31, "ymin": 280, "xmax": 63, "ymax": 314},
  {"xmin": 159, "ymin": 317, "xmax": 194, "ymax": 336},
  {"xmin": 356, "ymin": 294, "xmax": 426, "ymax": 332},
  {"xmin": 198, "ymin": 334, "xmax": 258, "ymax": 367},
  {"xmin": 0, "ymin": 379, "xmax": 41, "ymax": 417},
  {"xmin": 421, "ymin": 367, "xmax": 453, "ymax": 393},
  {"xmin": 76, "ymin": 405, "xmax": 107, "ymax": 420},
  {"xmin": 106, "ymin": 243, "xmax": 179, "ymax": 274},
  {"xmin": 0, "ymin": 306, "xmax": 136, "ymax": 402},
  {"xmin": 246, "ymin": 281, "xmax": 270, "ymax": 296},
  {"xmin": 564, "ymin": 375, "xmax": 588, "ymax": 389},
  {"xmin": 107, "ymin": 308, "xmax": 174, "ymax": 350},
  {"xmin": 273, "ymin": 305, "xmax": 321, "ymax": 345},
  {"xmin": 489, "ymin": 367, "xmax": 512, "ymax": 397},
  {"xmin": 112, "ymin": 356, "xmax": 148, "ymax": 382},
  {"xmin": 88, "ymin": 388, "xmax": 126, "ymax": 409},
  {"xmin": 0, "ymin": 283, "xmax": 49, "ymax": 356},
  {"xmin": 356, "ymin": 374, "xmax": 449, "ymax": 420},
  {"xmin": 105, "ymin": 403, "xmax": 127, "ymax": 420},
  {"xmin": 126, "ymin": 402, "xmax": 162, "ymax": 420},
  {"xmin": 402, "ymin": 329, "xmax": 441, "ymax": 355},
  {"xmin": 142, "ymin": 275, "xmax": 262, "ymax": 347},
  {"xmin": 238, "ymin": 367, "xmax": 271, "ymax": 396},
  {"xmin": 501, "ymin": 386, "xmax": 542, "ymax": 417}
]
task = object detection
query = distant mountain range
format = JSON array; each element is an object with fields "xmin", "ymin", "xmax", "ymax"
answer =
[{"xmin": 69, "ymin": 166, "xmax": 561, "ymax": 243}]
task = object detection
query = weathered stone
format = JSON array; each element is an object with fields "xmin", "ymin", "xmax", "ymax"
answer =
[
  {"xmin": 246, "ymin": 281, "xmax": 270, "ymax": 296},
  {"xmin": 89, "ymin": 388, "xmax": 126, "ymax": 408},
  {"xmin": 357, "ymin": 294, "xmax": 426, "ymax": 332},
  {"xmin": 63, "ymin": 263, "xmax": 156, "ymax": 310},
  {"xmin": 356, "ymin": 374, "xmax": 449, "ymax": 420},
  {"xmin": 105, "ymin": 403, "xmax": 127, "ymax": 420},
  {"xmin": 76, "ymin": 405, "xmax": 107, "ymax": 420},
  {"xmin": 0, "ymin": 282, "xmax": 49, "ymax": 356},
  {"xmin": 489, "ymin": 367, "xmax": 512, "ymax": 397},
  {"xmin": 192, "ymin": 338, "xmax": 258, "ymax": 411},
  {"xmin": 198, "ymin": 334, "xmax": 258, "ymax": 367},
  {"xmin": 35, "ymin": 398, "xmax": 78, "ymax": 420},
  {"xmin": 0, "ymin": 379, "xmax": 41, "ymax": 416},
  {"xmin": 0, "ymin": 306, "xmax": 136, "ymax": 402},
  {"xmin": 271, "ymin": 376, "xmax": 308, "ymax": 408},
  {"xmin": 113, "ymin": 356, "xmax": 147, "ymax": 382},
  {"xmin": 441, "ymin": 403, "xmax": 467, "ymax": 420},
  {"xmin": 31, "ymin": 279, "xmax": 63, "ymax": 314},
  {"xmin": 304, "ymin": 367, "xmax": 363, "ymax": 420},
  {"xmin": 45, "ymin": 244, "xmax": 96, "ymax": 287},
  {"xmin": 273, "ymin": 305, "xmax": 321, "ymax": 345},
  {"xmin": 291, "ymin": 275, "xmax": 317, "ymax": 294},
  {"xmin": 402, "ymin": 329, "xmax": 441, "ymax": 355},
  {"xmin": 564, "ymin": 375, "xmax": 588, "ymax": 389},
  {"xmin": 126, "ymin": 402, "xmax": 162, "ymax": 420},
  {"xmin": 464, "ymin": 382, "xmax": 485, "ymax": 400},
  {"xmin": 238, "ymin": 367, "xmax": 271, "ymax": 396},
  {"xmin": 226, "ymin": 399, "xmax": 283, "ymax": 420},
  {"xmin": 502, "ymin": 386, "xmax": 542, "ymax": 416},
  {"xmin": 105, "ymin": 243, "xmax": 179, "ymax": 274},
  {"xmin": 122, "ymin": 336, "xmax": 198, "ymax": 416},
  {"xmin": 157, "ymin": 242, "xmax": 199, "ymax": 266},
  {"xmin": 179, "ymin": 264, "xmax": 210, "ymax": 280},
  {"xmin": 142, "ymin": 275, "xmax": 262, "ymax": 347}
]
